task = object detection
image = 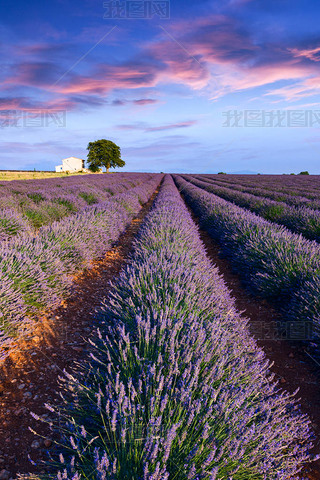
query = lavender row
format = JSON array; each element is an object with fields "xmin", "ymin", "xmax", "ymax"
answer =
[
  {"xmin": 184, "ymin": 175, "xmax": 320, "ymax": 242},
  {"xmin": 0, "ymin": 175, "xmax": 161, "ymax": 359},
  {"xmin": 174, "ymin": 175, "xmax": 320, "ymax": 339},
  {"xmin": 197, "ymin": 175, "xmax": 320, "ymax": 210},
  {"xmin": 201, "ymin": 175, "xmax": 320, "ymax": 200},
  {"xmin": 36, "ymin": 175, "xmax": 315, "ymax": 480},
  {"xmin": 0, "ymin": 173, "xmax": 153, "ymax": 240}
]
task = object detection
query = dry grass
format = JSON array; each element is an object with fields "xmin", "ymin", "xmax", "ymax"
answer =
[{"xmin": 0, "ymin": 170, "xmax": 103, "ymax": 181}]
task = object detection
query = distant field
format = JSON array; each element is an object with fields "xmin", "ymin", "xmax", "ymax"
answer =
[{"xmin": 0, "ymin": 170, "xmax": 98, "ymax": 181}]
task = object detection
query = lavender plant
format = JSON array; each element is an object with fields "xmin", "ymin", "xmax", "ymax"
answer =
[
  {"xmin": 198, "ymin": 174, "xmax": 320, "ymax": 204},
  {"xmin": 0, "ymin": 175, "xmax": 161, "ymax": 360},
  {"xmin": 174, "ymin": 175, "xmax": 320, "ymax": 339},
  {"xmin": 0, "ymin": 208, "xmax": 32, "ymax": 240},
  {"xmin": 204, "ymin": 177, "xmax": 320, "ymax": 210},
  {"xmin": 34, "ymin": 176, "xmax": 315, "ymax": 480},
  {"xmin": 0, "ymin": 173, "xmax": 156, "ymax": 238},
  {"xmin": 184, "ymin": 175, "xmax": 320, "ymax": 242}
]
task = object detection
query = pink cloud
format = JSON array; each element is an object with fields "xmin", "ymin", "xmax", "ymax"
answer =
[
  {"xmin": 56, "ymin": 63, "xmax": 161, "ymax": 94},
  {"xmin": 265, "ymin": 76, "xmax": 320, "ymax": 101},
  {"xmin": 0, "ymin": 96, "xmax": 76, "ymax": 112},
  {"xmin": 116, "ymin": 120, "xmax": 197, "ymax": 131},
  {"xmin": 206, "ymin": 63, "xmax": 315, "ymax": 99},
  {"xmin": 110, "ymin": 97, "xmax": 160, "ymax": 106},
  {"xmin": 2, "ymin": 14, "xmax": 320, "ymax": 107},
  {"xmin": 2, "ymin": 61, "xmax": 61, "ymax": 88},
  {"xmin": 146, "ymin": 121, "xmax": 197, "ymax": 132},
  {"xmin": 290, "ymin": 46, "xmax": 320, "ymax": 62},
  {"xmin": 142, "ymin": 17, "xmax": 318, "ymax": 99},
  {"xmin": 133, "ymin": 98, "xmax": 159, "ymax": 105},
  {"xmin": 140, "ymin": 16, "xmax": 320, "ymax": 100}
]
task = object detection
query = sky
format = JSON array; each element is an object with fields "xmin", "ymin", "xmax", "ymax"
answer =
[{"xmin": 0, "ymin": 0, "xmax": 320, "ymax": 173}]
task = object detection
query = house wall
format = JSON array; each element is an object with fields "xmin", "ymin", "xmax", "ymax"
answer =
[
  {"xmin": 62, "ymin": 157, "xmax": 83, "ymax": 172},
  {"xmin": 55, "ymin": 157, "xmax": 85, "ymax": 172}
]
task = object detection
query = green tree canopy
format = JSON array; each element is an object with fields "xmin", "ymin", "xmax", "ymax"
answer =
[{"xmin": 87, "ymin": 139, "xmax": 125, "ymax": 173}]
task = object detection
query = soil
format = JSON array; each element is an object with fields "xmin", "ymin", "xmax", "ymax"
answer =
[
  {"xmin": 190, "ymin": 214, "xmax": 320, "ymax": 480},
  {"xmin": 0, "ymin": 183, "xmax": 160, "ymax": 478}
]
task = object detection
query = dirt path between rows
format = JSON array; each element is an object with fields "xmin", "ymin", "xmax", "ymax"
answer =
[
  {"xmin": 188, "ymin": 212, "xmax": 320, "ymax": 479},
  {"xmin": 0, "ymin": 183, "xmax": 161, "ymax": 479}
]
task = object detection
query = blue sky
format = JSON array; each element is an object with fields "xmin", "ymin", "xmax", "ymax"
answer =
[{"xmin": 1, "ymin": 0, "xmax": 320, "ymax": 173}]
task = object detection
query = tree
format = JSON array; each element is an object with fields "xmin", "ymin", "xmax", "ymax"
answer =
[
  {"xmin": 87, "ymin": 139, "xmax": 125, "ymax": 173},
  {"xmin": 298, "ymin": 171, "xmax": 309, "ymax": 175}
]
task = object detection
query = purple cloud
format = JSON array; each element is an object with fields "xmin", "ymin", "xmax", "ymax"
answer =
[{"xmin": 116, "ymin": 120, "xmax": 197, "ymax": 132}]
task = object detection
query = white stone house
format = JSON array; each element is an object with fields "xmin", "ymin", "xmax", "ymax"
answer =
[{"xmin": 55, "ymin": 157, "xmax": 85, "ymax": 173}]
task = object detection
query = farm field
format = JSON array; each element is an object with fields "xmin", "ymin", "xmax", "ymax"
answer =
[
  {"xmin": 181, "ymin": 175, "xmax": 320, "ymax": 241},
  {"xmin": 0, "ymin": 173, "xmax": 320, "ymax": 479},
  {"xmin": 0, "ymin": 171, "xmax": 96, "ymax": 182}
]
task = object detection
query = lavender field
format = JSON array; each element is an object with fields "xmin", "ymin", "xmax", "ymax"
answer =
[
  {"xmin": 1, "ymin": 173, "xmax": 320, "ymax": 479},
  {"xmin": 175, "ymin": 175, "xmax": 320, "ymax": 336},
  {"xmin": 0, "ymin": 173, "xmax": 161, "ymax": 356},
  {"xmin": 0, "ymin": 173, "xmax": 156, "ymax": 238}
]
